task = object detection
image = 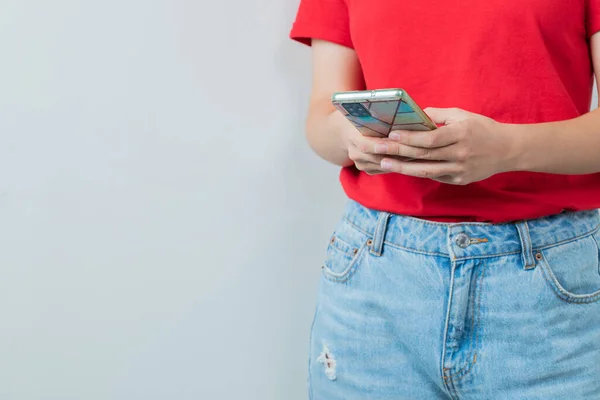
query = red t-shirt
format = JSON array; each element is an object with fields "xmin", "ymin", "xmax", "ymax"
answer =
[{"xmin": 290, "ymin": 0, "xmax": 600, "ymax": 222}]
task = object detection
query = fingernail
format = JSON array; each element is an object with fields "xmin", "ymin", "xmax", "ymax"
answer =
[
  {"xmin": 374, "ymin": 144, "xmax": 388, "ymax": 153},
  {"xmin": 389, "ymin": 132, "xmax": 401, "ymax": 140},
  {"xmin": 381, "ymin": 159, "xmax": 393, "ymax": 170}
]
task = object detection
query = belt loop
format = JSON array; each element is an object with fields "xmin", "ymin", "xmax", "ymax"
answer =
[
  {"xmin": 370, "ymin": 212, "xmax": 391, "ymax": 257},
  {"xmin": 516, "ymin": 221, "xmax": 535, "ymax": 270}
]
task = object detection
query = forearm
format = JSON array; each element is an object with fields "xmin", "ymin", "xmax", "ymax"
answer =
[
  {"xmin": 306, "ymin": 100, "xmax": 354, "ymax": 167},
  {"xmin": 508, "ymin": 108, "xmax": 600, "ymax": 175}
]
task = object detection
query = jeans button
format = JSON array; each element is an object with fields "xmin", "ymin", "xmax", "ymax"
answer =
[{"xmin": 455, "ymin": 233, "xmax": 471, "ymax": 249}]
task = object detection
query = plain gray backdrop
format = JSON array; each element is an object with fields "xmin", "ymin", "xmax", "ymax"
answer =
[{"xmin": 0, "ymin": 1, "xmax": 597, "ymax": 399}]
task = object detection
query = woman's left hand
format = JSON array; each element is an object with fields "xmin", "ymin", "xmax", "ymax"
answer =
[{"xmin": 370, "ymin": 108, "xmax": 517, "ymax": 185}]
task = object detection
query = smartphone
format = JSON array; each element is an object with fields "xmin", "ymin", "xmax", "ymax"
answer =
[{"xmin": 331, "ymin": 89, "xmax": 436, "ymax": 137}]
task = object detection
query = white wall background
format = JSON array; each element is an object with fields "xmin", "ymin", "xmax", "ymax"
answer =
[
  {"xmin": 0, "ymin": 1, "xmax": 597, "ymax": 400},
  {"xmin": 0, "ymin": 1, "xmax": 345, "ymax": 399}
]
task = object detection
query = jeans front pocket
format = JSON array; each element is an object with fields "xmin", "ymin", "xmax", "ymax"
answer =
[
  {"xmin": 538, "ymin": 229, "xmax": 600, "ymax": 304},
  {"xmin": 321, "ymin": 220, "xmax": 370, "ymax": 284}
]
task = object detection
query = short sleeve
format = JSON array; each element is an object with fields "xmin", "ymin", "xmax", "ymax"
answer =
[
  {"xmin": 587, "ymin": 0, "xmax": 600, "ymax": 37},
  {"xmin": 289, "ymin": 0, "xmax": 353, "ymax": 49}
]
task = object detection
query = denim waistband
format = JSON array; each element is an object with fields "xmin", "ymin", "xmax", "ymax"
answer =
[{"xmin": 343, "ymin": 200, "xmax": 600, "ymax": 263}]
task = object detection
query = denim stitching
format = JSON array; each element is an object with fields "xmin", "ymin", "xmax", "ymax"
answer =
[
  {"xmin": 534, "ymin": 227, "xmax": 600, "ymax": 252},
  {"xmin": 592, "ymin": 233, "xmax": 600, "ymax": 276},
  {"xmin": 448, "ymin": 265, "xmax": 485, "ymax": 383},
  {"xmin": 445, "ymin": 262, "xmax": 485, "ymax": 383},
  {"xmin": 522, "ymin": 222, "xmax": 535, "ymax": 268},
  {"xmin": 321, "ymin": 242, "xmax": 369, "ymax": 283},
  {"xmin": 342, "ymin": 217, "xmax": 376, "ymax": 237},
  {"xmin": 381, "ymin": 241, "xmax": 452, "ymax": 258},
  {"xmin": 538, "ymin": 254, "xmax": 600, "ymax": 304},
  {"xmin": 452, "ymin": 250, "xmax": 522, "ymax": 260},
  {"xmin": 307, "ymin": 296, "xmax": 321, "ymax": 400},
  {"xmin": 371, "ymin": 212, "xmax": 390, "ymax": 256},
  {"xmin": 343, "ymin": 216, "xmax": 600, "ymax": 261},
  {"xmin": 592, "ymin": 232, "xmax": 600, "ymax": 252},
  {"xmin": 345, "ymin": 205, "xmax": 599, "ymax": 229},
  {"xmin": 343, "ymin": 217, "xmax": 449, "ymax": 257},
  {"xmin": 449, "ymin": 374, "xmax": 462, "ymax": 400},
  {"xmin": 329, "ymin": 234, "xmax": 361, "ymax": 258}
]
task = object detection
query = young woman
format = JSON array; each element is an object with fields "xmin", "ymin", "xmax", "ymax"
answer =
[{"xmin": 290, "ymin": 1, "xmax": 600, "ymax": 399}]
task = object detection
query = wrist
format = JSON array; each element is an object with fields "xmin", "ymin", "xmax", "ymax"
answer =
[{"xmin": 498, "ymin": 122, "xmax": 533, "ymax": 173}]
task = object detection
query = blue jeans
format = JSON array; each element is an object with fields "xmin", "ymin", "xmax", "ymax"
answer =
[{"xmin": 309, "ymin": 200, "xmax": 600, "ymax": 399}]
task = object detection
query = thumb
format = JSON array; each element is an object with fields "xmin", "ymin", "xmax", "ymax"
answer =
[{"xmin": 423, "ymin": 107, "xmax": 469, "ymax": 125}]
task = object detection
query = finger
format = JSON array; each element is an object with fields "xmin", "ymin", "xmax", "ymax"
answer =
[
  {"xmin": 423, "ymin": 107, "xmax": 470, "ymax": 125},
  {"xmin": 363, "ymin": 168, "xmax": 387, "ymax": 175},
  {"xmin": 385, "ymin": 126, "xmax": 460, "ymax": 149},
  {"xmin": 432, "ymin": 175, "xmax": 471, "ymax": 186},
  {"xmin": 380, "ymin": 158, "xmax": 462, "ymax": 179},
  {"xmin": 349, "ymin": 149, "xmax": 385, "ymax": 165},
  {"xmin": 351, "ymin": 141, "xmax": 416, "ymax": 161},
  {"xmin": 354, "ymin": 136, "xmax": 391, "ymax": 154},
  {"xmin": 372, "ymin": 142, "xmax": 463, "ymax": 161},
  {"xmin": 355, "ymin": 161, "xmax": 387, "ymax": 175}
]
